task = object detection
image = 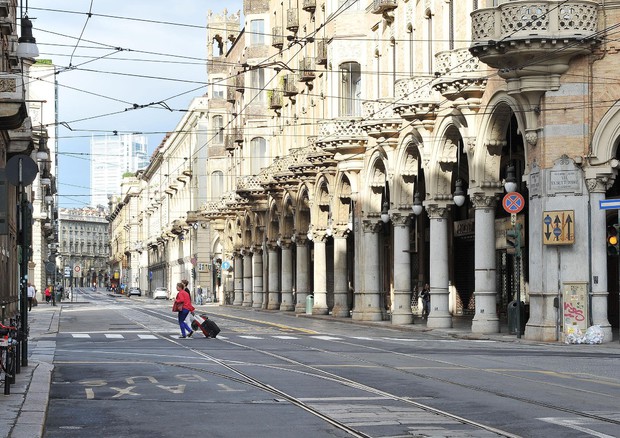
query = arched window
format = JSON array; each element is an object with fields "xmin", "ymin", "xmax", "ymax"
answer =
[
  {"xmin": 211, "ymin": 171, "xmax": 224, "ymax": 200},
  {"xmin": 339, "ymin": 62, "xmax": 361, "ymax": 117},
  {"xmin": 250, "ymin": 137, "xmax": 268, "ymax": 174},
  {"xmin": 425, "ymin": 8, "xmax": 433, "ymax": 75},
  {"xmin": 213, "ymin": 115, "xmax": 223, "ymax": 144}
]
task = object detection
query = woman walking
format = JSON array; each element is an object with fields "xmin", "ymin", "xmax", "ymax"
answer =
[{"xmin": 173, "ymin": 282, "xmax": 194, "ymax": 338}]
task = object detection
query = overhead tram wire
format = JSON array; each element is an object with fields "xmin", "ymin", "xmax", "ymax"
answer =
[{"xmin": 68, "ymin": 0, "xmax": 95, "ymax": 68}]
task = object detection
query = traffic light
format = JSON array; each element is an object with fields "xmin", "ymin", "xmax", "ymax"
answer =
[
  {"xmin": 506, "ymin": 224, "xmax": 522, "ymax": 256},
  {"xmin": 607, "ymin": 224, "xmax": 620, "ymax": 256}
]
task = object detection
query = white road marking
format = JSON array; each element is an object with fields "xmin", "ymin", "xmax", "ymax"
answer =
[
  {"xmin": 272, "ymin": 335, "xmax": 299, "ymax": 339},
  {"xmin": 104, "ymin": 334, "xmax": 124, "ymax": 339},
  {"xmin": 238, "ymin": 335, "xmax": 263, "ymax": 339},
  {"xmin": 311, "ymin": 336, "xmax": 342, "ymax": 341},
  {"xmin": 539, "ymin": 417, "xmax": 616, "ymax": 438},
  {"xmin": 71, "ymin": 334, "xmax": 91, "ymax": 338},
  {"xmin": 137, "ymin": 334, "xmax": 158, "ymax": 340}
]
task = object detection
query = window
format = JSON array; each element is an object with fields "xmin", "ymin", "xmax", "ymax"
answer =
[
  {"xmin": 250, "ymin": 137, "xmax": 268, "ymax": 174},
  {"xmin": 339, "ymin": 62, "xmax": 361, "ymax": 117},
  {"xmin": 250, "ymin": 68, "xmax": 265, "ymax": 102},
  {"xmin": 211, "ymin": 171, "xmax": 224, "ymax": 200},
  {"xmin": 213, "ymin": 80, "xmax": 225, "ymax": 99},
  {"xmin": 250, "ymin": 19, "xmax": 265, "ymax": 45},
  {"xmin": 213, "ymin": 115, "xmax": 224, "ymax": 144}
]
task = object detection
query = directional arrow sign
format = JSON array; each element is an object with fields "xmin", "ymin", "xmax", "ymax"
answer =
[{"xmin": 542, "ymin": 210, "xmax": 575, "ymax": 245}]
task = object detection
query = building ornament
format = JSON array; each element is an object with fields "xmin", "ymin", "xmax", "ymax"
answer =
[
  {"xmin": 470, "ymin": 192, "xmax": 498, "ymax": 210},
  {"xmin": 425, "ymin": 204, "xmax": 448, "ymax": 220}
]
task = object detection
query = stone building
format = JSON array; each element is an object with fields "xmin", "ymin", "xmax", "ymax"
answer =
[
  {"xmin": 58, "ymin": 207, "xmax": 109, "ymax": 288},
  {"xmin": 111, "ymin": 0, "xmax": 619, "ymax": 342}
]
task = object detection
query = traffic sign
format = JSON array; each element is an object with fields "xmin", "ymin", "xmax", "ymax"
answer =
[
  {"xmin": 221, "ymin": 261, "xmax": 231, "ymax": 270},
  {"xmin": 599, "ymin": 199, "xmax": 620, "ymax": 210},
  {"xmin": 502, "ymin": 192, "xmax": 525, "ymax": 214},
  {"xmin": 64, "ymin": 266, "xmax": 71, "ymax": 278},
  {"xmin": 542, "ymin": 210, "xmax": 575, "ymax": 245}
]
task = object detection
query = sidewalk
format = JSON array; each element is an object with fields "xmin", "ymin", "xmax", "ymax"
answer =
[{"xmin": 1, "ymin": 304, "xmax": 60, "ymax": 438}]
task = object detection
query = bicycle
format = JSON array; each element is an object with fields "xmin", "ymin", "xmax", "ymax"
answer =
[{"xmin": 1, "ymin": 322, "xmax": 18, "ymax": 395}]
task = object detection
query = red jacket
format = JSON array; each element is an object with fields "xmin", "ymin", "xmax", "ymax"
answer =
[{"xmin": 174, "ymin": 289, "xmax": 194, "ymax": 312}]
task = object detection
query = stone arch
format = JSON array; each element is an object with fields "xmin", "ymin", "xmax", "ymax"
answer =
[
  {"xmin": 313, "ymin": 175, "xmax": 332, "ymax": 232},
  {"xmin": 242, "ymin": 212, "xmax": 253, "ymax": 248},
  {"xmin": 295, "ymin": 184, "xmax": 312, "ymax": 238},
  {"xmin": 363, "ymin": 152, "xmax": 389, "ymax": 218},
  {"xmin": 266, "ymin": 198, "xmax": 280, "ymax": 243},
  {"xmin": 473, "ymin": 93, "xmax": 528, "ymax": 188},
  {"xmin": 394, "ymin": 134, "xmax": 424, "ymax": 209},
  {"xmin": 427, "ymin": 123, "xmax": 463, "ymax": 201},
  {"xmin": 281, "ymin": 192, "xmax": 295, "ymax": 238},
  {"xmin": 591, "ymin": 101, "xmax": 620, "ymax": 168},
  {"xmin": 334, "ymin": 172, "xmax": 354, "ymax": 230}
]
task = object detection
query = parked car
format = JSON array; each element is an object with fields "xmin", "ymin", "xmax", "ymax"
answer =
[
  {"xmin": 127, "ymin": 287, "xmax": 141, "ymax": 297},
  {"xmin": 153, "ymin": 287, "xmax": 168, "ymax": 300}
]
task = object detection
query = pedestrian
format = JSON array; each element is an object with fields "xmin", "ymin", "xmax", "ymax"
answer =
[
  {"xmin": 173, "ymin": 282, "xmax": 194, "ymax": 338},
  {"xmin": 181, "ymin": 279, "xmax": 195, "ymax": 327},
  {"xmin": 195, "ymin": 285, "xmax": 203, "ymax": 305},
  {"xmin": 420, "ymin": 283, "xmax": 430, "ymax": 319},
  {"xmin": 45, "ymin": 285, "xmax": 52, "ymax": 304},
  {"xmin": 27, "ymin": 282, "xmax": 36, "ymax": 311}
]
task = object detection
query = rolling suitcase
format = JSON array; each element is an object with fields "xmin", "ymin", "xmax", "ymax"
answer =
[{"xmin": 191, "ymin": 314, "xmax": 220, "ymax": 338}]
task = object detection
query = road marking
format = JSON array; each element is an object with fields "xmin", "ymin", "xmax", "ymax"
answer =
[
  {"xmin": 311, "ymin": 336, "xmax": 342, "ymax": 341},
  {"xmin": 539, "ymin": 417, "xmax": 616, "ymax": 437},
  {"xmin": 137, "ymin": 334, "xmax": 158, "ymax": 339},
  {"xmin": 272, "ymin": 335, "xmax": 299, "ymax": 339},
  {"xmin": 71, "ymin": 334, "xmax": 91, "ymax": 338},
  {"xmin": 105, "ymin": 334, "xmax": 124, "ymax": 339},
  {"xmin": 239, "ymin": 335, "xmax": 263, "ymax": 339}
]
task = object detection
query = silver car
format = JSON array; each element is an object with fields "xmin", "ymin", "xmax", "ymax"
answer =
[{"xmin": 152, "ymin": 287, "xmax": 168, "ymax": 300}]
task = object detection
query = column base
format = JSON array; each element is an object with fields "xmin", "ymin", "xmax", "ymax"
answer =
[
  {"xmin": 391, "ymin": 312, "xmax": 413, "ymax": 325},
  {"xmin": 471, "ymin": 315, "xmax": 499, "ymax": 334},
  {"xmin": 312, "ymin": 306, "xmax": 329, "ymax": 315},
  {"xmin": 279, "ymin": 303, "xmax": 295, "ymax": 311},
  {"xmin": 524, "ymin": 322, "xmax": 558, "ymax": 342},
  {"xmin": 351, "ymin": 308, "xmax": 383, "ymax": 321},
  {"xmin": 427, "ymin": 312, "xmax": 452, "ymax": 329},
  {"xmin": 331, "ymin": 306, "xmax": 350, "ymax": 317}
]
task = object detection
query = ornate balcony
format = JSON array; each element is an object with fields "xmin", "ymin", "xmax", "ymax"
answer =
[
  {"xmin": 393, "ymin": 75, "xmax": 442, "ymax": 123},
  {"xmin": 268, "ymin": 89, "xmax": 283, "ymax": 110},
  {"xmin": 7, "ymin": 117, "xmax": 33, "ymax": 154},
  {"xmin": 235, "ymin": 73, "xmax": 244, "ymax": 92},
  {"xmin": 433, "ymin": 47, "xmax": 486, "ymax": 102},
  {"xmin": 233, "ymin": 126, "xmax": 244, "ymax": 144},
  {"xmin": 225, "ymin": 134, "xmax": 236, "ymax": 151},
  {"xmin": 470, "ymin": 1, "xmax": 599, "ymax": 85},
  {"xmin": 316, "ymin": 118, "xmax": 367, "ymax": 156},
  {"xmin": 272, "ymin": 26, "xmax": 283, "ymax": 49},
  {"xmin": 316, "ymin": 39, "xmax": 327, "ymax": 65},
  {"xmin": 283, "ymin": 74, "xmax": 298, "ymax": 97},
  {"xmin": 287, "ymin": 8, "xmax": 299, "ymax": 32},
  {"xmin": 226, "ymin": 85, "xmax": 236, "ymax": 103},
  {"xmin": 302, "ymin": 0, "xmax": 316, "ymax": 13},
  {"xmin": 369, "ymin": 0, "xmax": 397, "ymax": 14},
  {"xmin": 361, "ymin": 99, "xmax": 402, "ymax": 141},
  {"xmin": 0, "ymin": 73, "xmax": 28, "ymax": 131},
  {"xmin": 298, "ymin": 57, "xmax": 315, "ymax": 82}
]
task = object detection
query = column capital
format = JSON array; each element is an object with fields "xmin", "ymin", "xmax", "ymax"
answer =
[
  {"xmin": 362, "ymin": 219, "xmax": 383, "ymax": 233},
  {"xmin": 391, "ymin": 211, "xmax": 411, "ymax": 227},
  {"xmin": 425, "ymin": 203, "xmax": 449, "ymax": 219},
  {"xmin": 586, "ymin": 174, "xmax": 615, "ymax": 193},
  {"xmin": 470, "ymin": 192, "xmax": 498, "ymax": 210}
]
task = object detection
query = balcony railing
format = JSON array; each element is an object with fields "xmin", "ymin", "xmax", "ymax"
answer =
[
  {"xmin": 433, "ymin": 47, "xmax": 486, "ymax": 100},
  {"xmin": 393, "ymin": 76, "xmax": 442, "ymax": 122},
  {"xmin": 298, "ymin": 57, "xmax": 315, "ymax": 82},
  {"xmin": 272, "ymin": 26, "xmax": 283, "ymax": 49},
  {"xmin": 369, "ymin": 0, "xmax": 398, "ymax": 14},
  {"xmin": 0, "ymin": 73, "xmax": 27, "ymax": 130},
  {"xmin": 268, "ymin": 89, "xmax": 283, "ymax": 110},
  {"xmin": 226, "ymin": 85, "xmax": 236, "ymax": 103},
  {"xmin": 302, "ymin": 0, "xmax": 316, "ymax": 13},
  {"xmin": 287, "ymin": 8, "xmax": 299, "ymax": 32},
  {"xmin": 316, "ymin": 39, "xmax": 327, "ymax": 65},
  {"xmin": 283, "ymin": 74, "xmax": 298, "ymax": 96},
  {"xmin": 316, "ymin": 118, "xmax": 367, "ymax": 155},
  {"xmin": 235, "ymin": 73, "xmax": 244, "ymax": 92}
]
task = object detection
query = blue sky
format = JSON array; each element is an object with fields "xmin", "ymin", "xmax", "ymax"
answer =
[{"xmin": 29, "ymin": 0, "xmax": 243, "ymax": 208}]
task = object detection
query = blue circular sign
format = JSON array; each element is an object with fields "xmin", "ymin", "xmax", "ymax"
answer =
[{"xmin": 221, "ymin": 261, "xmax": 231, "ymax": 270}]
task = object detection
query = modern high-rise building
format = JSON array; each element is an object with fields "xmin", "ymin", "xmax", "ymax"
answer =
[{"xmin": 90, "ymin": 134, "xmax": 149, "ymax": 207}]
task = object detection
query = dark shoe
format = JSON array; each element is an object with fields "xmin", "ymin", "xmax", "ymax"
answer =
[
  {"xmin": 187, "ymin": 331, "xmax": 194, "ymax": 338},
  {"xmin": 178, "ymin": 335, "xmax": 186, "ymax": 339}
]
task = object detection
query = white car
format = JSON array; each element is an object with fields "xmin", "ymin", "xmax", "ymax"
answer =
[{"xmin": 153, "ymin": 287, "xmax": 168, "ymax": 300}]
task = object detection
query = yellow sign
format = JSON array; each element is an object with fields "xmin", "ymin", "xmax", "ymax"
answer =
[{"xmin": 542, "ymin": 210, "xmax": 574, "ymax": 245}]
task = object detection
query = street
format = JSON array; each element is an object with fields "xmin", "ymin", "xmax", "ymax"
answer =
[{"xmin": 43, "ymin": 289, "xmax": 620, "ymax": 438}]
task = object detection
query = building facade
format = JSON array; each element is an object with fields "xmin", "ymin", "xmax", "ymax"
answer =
[
  {"xmin": 110, "ymin": 0, "xmax": 620, "ymax": 343},
  {"xmin": 90, "ymin": 134, "xmax": 149, "ymax": 208},
  {"xmin": 58, "ymin": 207, "xmax": 109, "ymax": 288}
]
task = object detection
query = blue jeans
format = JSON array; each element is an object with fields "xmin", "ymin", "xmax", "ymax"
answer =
[{"xmin": 178, "ymin": 309, "xmax": 192, "ymax": 336}]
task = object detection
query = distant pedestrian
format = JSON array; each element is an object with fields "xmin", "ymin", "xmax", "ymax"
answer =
[
  {"xmin": 420, "ymin": 283, "xmax": 430, "ymax": 319},
  {"xmin": 45, "ymin": 286, "xmax": 52, "ymax": 304},
  {"xmin": 27, "ymin": 283, "xmax": 36, "ymax": 311},
  {"xmin": 173, "ymin": 282, "xmax": 194, "ymax": 338}
]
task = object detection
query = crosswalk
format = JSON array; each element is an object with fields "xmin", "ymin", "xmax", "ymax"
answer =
[{"xmin": 63, "ymin": 332, "xmax": 486, "ymax": 343}]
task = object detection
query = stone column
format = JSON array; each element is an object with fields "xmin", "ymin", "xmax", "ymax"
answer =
[
  {"xmin": 471, "ymin": 193, "xmax": 500, "ymax": 333},
  {"xmin": 332, "ymin": 231, "xmax": 349, "ymax": 317},
  {"xmin": 426, "ymin": 204, "xmax": 452, "ymax": 328},
  {"xmin": 586, "ymin": 176, "xmax": 613, "ymax": 340},
  {"xmin": 252, "ymin": 249, "xmax": 263, "ymax": 308},
  {"xmin": 312, "ymin": 235, "xmax": 329, "ymax": 315},
  {"xmin": 391, "ymin": 213, "xmax": 413, "ymax": 325},
  {"xmin": 280, "ymin": 241, "xmax": 294, "ymax": 311},
  {"xmin": 242, "ymin": 251, "xmax": 253, "ymax": 306},
  {"xmin": 295, "ymin": 237, "xmax": 309, "ymax": 313},
  {"xmin": 233, "ymin": 252, "xmax": 243, "ymax": 305},
  {"xmin": 267, "ymin": 244, "xmax": 280, "ymax": 310},
  {"xmin": 352, "ymin": 220, "xmax": 382, "ymax": 321}
]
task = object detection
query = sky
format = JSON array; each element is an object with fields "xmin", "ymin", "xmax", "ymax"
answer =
[{"xmin": 28, "ymin": 0, "xmax": 243, "ymax": 208}]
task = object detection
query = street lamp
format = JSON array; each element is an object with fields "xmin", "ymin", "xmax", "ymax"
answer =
[
  {"xmin": 16, "ymin": 15, "xmax": 39, "ymax": 59},
  {"xmin": 453, "ymin": 179, "xmax": 466, "ymax": 207},
  {"xmin": 504, "ymin": 163, "xmax": 518, "ymax": 193},
  {"xmin": 412, "ymin": 191, "xmax": 423, "ymax": 216}
]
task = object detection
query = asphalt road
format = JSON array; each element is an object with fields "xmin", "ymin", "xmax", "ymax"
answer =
[{"xmin": 43, "ymin": 289, "xmax": 620, "ymax": 438}]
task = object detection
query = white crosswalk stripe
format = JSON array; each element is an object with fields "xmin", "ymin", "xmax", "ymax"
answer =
[
  {"xmin": 238, "ymin": 335, "xmax": 263, "ymax": 339},
  {"xmin": 137, "ymin": 334, "xmax": 158, "ymax": 340},
  {"xmin": 105, "ymin": 334, "xmax": 124, "ymax": 339},
  {"xmin": 71, "ymin": 333, "xmax": 91, "ymax": 338}
]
